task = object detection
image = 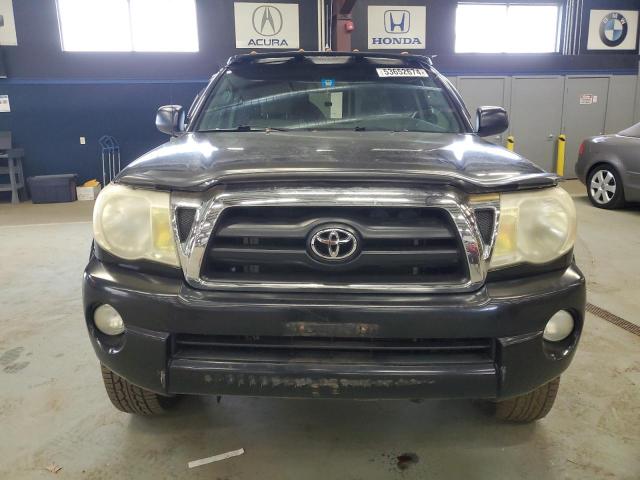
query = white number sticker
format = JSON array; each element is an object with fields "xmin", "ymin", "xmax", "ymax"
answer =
[{"xmin": 376, "ymin": 68, "xmax": 429, "ymax": 78}]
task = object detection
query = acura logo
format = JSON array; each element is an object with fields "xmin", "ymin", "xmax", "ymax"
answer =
[
  {"xmin": 252, "ymin": 5, "xmax": 283, "ymax": 36},
  {"xmin": 309, "ymin": 227, "xmax": 358, "ymax": 262}
]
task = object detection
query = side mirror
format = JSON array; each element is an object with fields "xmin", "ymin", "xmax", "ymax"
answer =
[
  {"xmin": 156, "ymin": 105, "xmax": 185, "ymax": 136},
  {"xmin": 476, "ymin": 106, "xmax": 508, "ymax": 138}
]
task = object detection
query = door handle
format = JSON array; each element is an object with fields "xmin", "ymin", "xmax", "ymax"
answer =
[{"xmin": 547, "ymin": 134, "xmax": 554, "ymax": 141}]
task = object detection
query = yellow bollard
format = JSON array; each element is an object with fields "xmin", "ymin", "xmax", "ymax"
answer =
[
  {"xmin": 556, "ymin": 134, "xmax": 566, "ymax": 176},
  {"xmin": 506, "ymin": 135, "xmax": 515, "ymax": 151}
]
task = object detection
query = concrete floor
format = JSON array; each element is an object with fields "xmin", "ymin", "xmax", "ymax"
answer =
[{"xmin": 0, "ymin": 182, "xmax": 639, "ymax": 479}]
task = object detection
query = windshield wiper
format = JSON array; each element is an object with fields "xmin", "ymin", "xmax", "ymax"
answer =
[
  {"xmin": 353, "ymin": 126, "xmax": 395, "ymax": 132},
  {"xmin": 200, "ymin": 125, "xmax": 289, "ymax": 132}
]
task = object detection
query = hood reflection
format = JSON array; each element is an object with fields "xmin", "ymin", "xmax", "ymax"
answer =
[{"xmin": 118, "ymin": 131, "xmax": 555, "ymax": 192}]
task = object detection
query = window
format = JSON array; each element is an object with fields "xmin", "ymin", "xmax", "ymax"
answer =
[
  {"xmin": 57, "ymin": 0, "xmax": 199, "ymax": 52},
  {"xmin": 197, "ymin": 60, "xmax": 464, "ymax": 134},
  {"xmin": 455, "ymin": 3, "xmax": 560, "ymax": 53}
]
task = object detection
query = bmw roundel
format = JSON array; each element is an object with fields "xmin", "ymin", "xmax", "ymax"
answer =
[{"xmin": 599, "ymin": 12, "xmax": 628, "ymax": 47}]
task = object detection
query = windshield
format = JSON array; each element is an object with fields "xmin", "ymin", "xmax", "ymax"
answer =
[
  {"xmin": 618, "ymin": 121, "xmax": 640, "ymax": 138},
  {"xmin": 196, "ymin": 59, "xmax": 465, "ymax": 133}
]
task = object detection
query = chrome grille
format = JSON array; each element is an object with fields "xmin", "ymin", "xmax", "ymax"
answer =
[
  {"xmin": 201, "ymin": 206, "xmax": 468, "ymax": 285},
  {"xmin": 172, "ymin": 185, "xmax": 490, "ymax": 293}
]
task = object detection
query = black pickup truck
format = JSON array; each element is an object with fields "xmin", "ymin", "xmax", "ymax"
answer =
[{"xmin": 84, "ymin": 52, "xmax": 584, "ymax": 422}]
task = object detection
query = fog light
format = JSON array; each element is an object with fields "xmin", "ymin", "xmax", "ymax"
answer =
[
  {"xmin": 94, "ymin": 304, "xmax": 125, "ymax": 336},
  {"xmin": 543, "ymin": 310, "xmax": 574, "ymax": 342}
]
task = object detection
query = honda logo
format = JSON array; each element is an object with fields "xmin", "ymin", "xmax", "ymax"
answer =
[
  {"xmin": 384, "ymin": 10, "xmax": 410, "ymax": 34},
  {"xmin": 369, "ymin": 6, "xmax": 424, "ymax": 49}
]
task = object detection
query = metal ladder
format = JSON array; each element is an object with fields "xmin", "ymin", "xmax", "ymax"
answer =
[
  {"xmin": 99, "ymin": 136, "xmax": 121, "ymax": 186},
  {"xmin": 0, "ymin": 148, "xmax": 26, "ymax": 204}
]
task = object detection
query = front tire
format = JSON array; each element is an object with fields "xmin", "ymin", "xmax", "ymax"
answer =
[
  {"xmin": 100, "ymin": 364, "xmax": 178, "ymax": 415},
  {"xmin": 494, "ymin": 377, "xmax": 560, "ymax": 422},
  {"xmin": 587, "ymin": 165, "xmax": 625, "ymax": 209}
]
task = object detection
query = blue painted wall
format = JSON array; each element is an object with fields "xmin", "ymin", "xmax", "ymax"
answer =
[{"xmin": 0, "ymin": 80, "xmax": 204, "ymax": 183}]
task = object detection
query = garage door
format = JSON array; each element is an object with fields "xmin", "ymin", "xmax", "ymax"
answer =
[
  {"xmin": 509, "ymin": 76, "xmax": 564, "ymax": 173},
  {"xmin": 562, "ymin": 77, "xmax": 610, "ymax": 179}
]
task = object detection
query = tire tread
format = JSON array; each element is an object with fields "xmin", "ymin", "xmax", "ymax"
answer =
[
  {"xmin": 495, "ymin": 377, "xmax": 560, "ymax": 422},
  {"xmin": 100, "ymin": 364, "xmax": 175, "ymax": 415}
]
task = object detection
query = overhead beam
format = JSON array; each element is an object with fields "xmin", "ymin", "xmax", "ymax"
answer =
[
  {"xmin": 332, "ymin": 0, "xmax": 357, "ymax": 51},
  {"xmin": 339, "ymin": 0, "xmax": 357, "ymax": 15}
]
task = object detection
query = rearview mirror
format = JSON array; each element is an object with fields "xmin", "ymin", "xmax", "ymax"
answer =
[
  {"xmin": 476, "ymin": 106, "xmax": 508, "ymax": 138},
  {"xmin": 156, "ymin": 105, "xmax": 185, "ymax": 136}
]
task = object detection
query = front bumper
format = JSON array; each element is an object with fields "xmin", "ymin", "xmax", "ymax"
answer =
[{"xmin": 83, "ymin": 258, "xmax": 585, "ymax": 400}]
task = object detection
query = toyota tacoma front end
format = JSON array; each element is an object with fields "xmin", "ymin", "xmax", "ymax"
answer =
[{"xmin": 83, "ymin": 52, "xmax": 585, "ymax": 422}]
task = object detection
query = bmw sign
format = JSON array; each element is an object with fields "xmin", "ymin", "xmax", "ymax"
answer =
[
  {"xmin": 599, "ymin": 12, "xmax": 627, "ymax": 47},
  {"xmin": 234, "ymin": 3, "xmax": 299, "ymax": 49},
  {"xmin": 588, "ymin": 9, "xmax": 638, "ymax": 50},
  {"xmin": 368, "ymin": 6, "xmax": 426, "ymax": 49}
]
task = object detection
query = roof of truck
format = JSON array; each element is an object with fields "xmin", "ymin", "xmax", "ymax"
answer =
[{"xmin": 226, "ymin": 50, "xmax": 433, "ymax": 67}]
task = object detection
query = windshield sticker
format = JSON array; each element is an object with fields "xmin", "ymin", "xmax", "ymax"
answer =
[
  {"xmin": 376, "ymin": 68, "xmax": 429, "ymax": 78},
  {"xmin": 321, "ymin": 79, "xmax": 335, "ymax": 88}
]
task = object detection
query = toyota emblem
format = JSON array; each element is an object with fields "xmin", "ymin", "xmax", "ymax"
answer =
[{"xmin": 309, "ymin": 227, "xmax": 359, "ymax": 262}]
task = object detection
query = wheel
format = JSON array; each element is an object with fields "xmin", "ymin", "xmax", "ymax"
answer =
[
  {"xmin": 100, "ymin": 364, "xmax": 179, "ymax": 415},
  {"xmin": 587, "ymin": 165, "xmax": 625, "ymax": 209},
  {"xmin": 494, "ymin": 377, "xmax": 560, "ymax": 422}
]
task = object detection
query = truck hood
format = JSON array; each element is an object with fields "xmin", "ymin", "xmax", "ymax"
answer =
[{"xmin": 117, "ymin": 131, "xmax": 556, "ymax": 192}]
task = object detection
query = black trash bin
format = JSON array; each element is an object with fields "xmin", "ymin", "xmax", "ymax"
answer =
[{"xmin": 27, "ymin": 174, "xmax": 78, "ymax": 204}]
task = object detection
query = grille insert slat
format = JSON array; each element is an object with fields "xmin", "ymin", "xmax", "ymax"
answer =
[
  {"xmin": 216, "ymin": 222, "xmax": 455, "ymax": 240},
  {"xmin": 174, "ymin": 335, "xmax": 494, "ymax": 365},
  {"xmin": 208, "ymin": 247, "xmax": 460, "ymax": 264}
]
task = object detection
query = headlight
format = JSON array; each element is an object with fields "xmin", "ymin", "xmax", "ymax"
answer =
[
  {"xmin": 490, "ymin": 186, "xmax": 576, "ymax": 270},
  {"xmin": 93, "ymin": 183, "xmax": 179, "ymax": 267}
]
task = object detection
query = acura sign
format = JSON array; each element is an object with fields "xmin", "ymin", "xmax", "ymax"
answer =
[
  {"xmin": 368, "ymin": 6, "xmax": 426, "ymax": 49},
  {"xmin": 234, "ymin": 2, "xmax": 299, "ymax": 49}
]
